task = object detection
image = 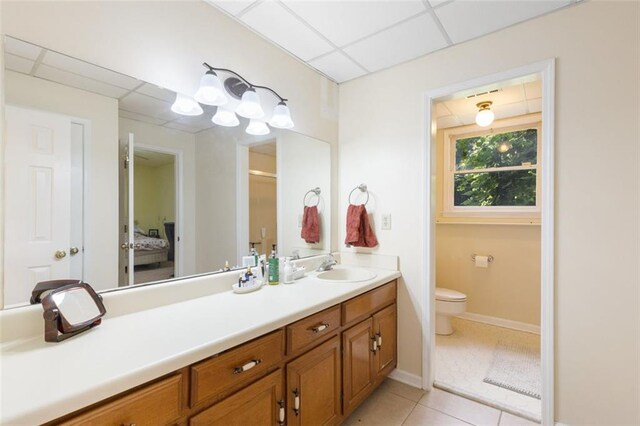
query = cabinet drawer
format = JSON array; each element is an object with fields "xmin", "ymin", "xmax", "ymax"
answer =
[
  {"xmin": 342, "ymin": 281, "xmax": 396, "ymax": 326},
  {"xmin": 60, "ymin": 374, "xmax": 182, "ymax": 426},
  {"xmin": 190, "ymin": 329, "xmax": 285, "ymax": 407},
  {"xmin": 286, "ymin": 305, "xmax": 340, "ymax": 355}
]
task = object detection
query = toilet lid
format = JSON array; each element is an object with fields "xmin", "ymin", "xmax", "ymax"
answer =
[{"xmin": 435, "ymin": 287, "xmax": 467, "ymax": 302}]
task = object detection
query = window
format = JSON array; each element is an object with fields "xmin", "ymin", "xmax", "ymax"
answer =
[{"xmin": 443, "ymin": 118, "xmax": 541, "ymax": 217}]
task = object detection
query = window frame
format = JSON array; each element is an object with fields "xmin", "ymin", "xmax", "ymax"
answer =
[{"xmin": 443, "ymin": 115, "xmax": 542, "ymax": 218}]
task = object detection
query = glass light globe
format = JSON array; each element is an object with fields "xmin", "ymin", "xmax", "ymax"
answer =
[
  {"xmin": 194, "ymin": 71, "xmax": 228, "ymax": 106},
  {"xmin": 475, "ymin": 108, "xmax": 495, "ymax": 127},
  {"xmin": 269, "ymin": 101, "xmax": 294, "ymax": 129},
  {"xmin": 246, "ymin": 119, "xmax": 270, "ymax": 136},
  {"xmin": 236, "ymin": 88, "xmax": 265, "ymax": 119},
  {"xmin": 212, "ymin": 107, "xmax": 239, "ymax": 127},
  {"xmin": 171, "ymin": 93, "xmax": 203, "ymax": 116}
]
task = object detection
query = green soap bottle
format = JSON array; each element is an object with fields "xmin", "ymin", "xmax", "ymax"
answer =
[{"xmin": 268, "ymin": 244, "xmax": 279, "ymax": 285}]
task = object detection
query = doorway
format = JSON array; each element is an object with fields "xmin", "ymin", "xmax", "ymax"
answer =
[
  {"xmin": 422, "ymin": 60, "xmax": 555, "ymax": 425},
  {"xmin": 248, "ymin": 142, "xmax": 277, "ymax": 256}
]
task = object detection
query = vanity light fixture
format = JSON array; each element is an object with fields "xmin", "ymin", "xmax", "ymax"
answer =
[
  {"xmin": 246, "ymin": 119, "xmax": 270, "ymax": 136},
  {"xmin": 475, "ymin": 101, "xmax": 495, "ymax": 127},
  {"xmin": 212, "ymin": 107, "xmax": 240, "ymax": 127},
  {"xmin": 189, "ymin": 63, "xmax": 294, "ymax": 133},
  {"xmin": 171, "ymin": 93, "xmax": 203, "ymax": 116},
  {"xmin": 194, "ymin": 70, "xmax": 228, "ymax": 106}
]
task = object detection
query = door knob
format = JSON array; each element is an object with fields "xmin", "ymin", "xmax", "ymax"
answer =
[
  {"xmin": 70, "ymin": 247, "xmax": 80, "ymax": 255},
  {"xmin": 54, "ymin": 250, "xmax": 67, "ymax": 259}
]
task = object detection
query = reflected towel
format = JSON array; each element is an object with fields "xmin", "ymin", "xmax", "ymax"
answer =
[
  {"xmin": 301, "ymin": 205, "xmax": 320, "ymax": 243},
  {"xmin": 345, "ymin": 204, "xmax": 378, "ymax": 248}
]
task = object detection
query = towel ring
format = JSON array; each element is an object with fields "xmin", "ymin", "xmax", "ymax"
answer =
[
  {"xmin": 303, "ymin": 187, "xmax": 321, "ymax": 207},
  {"xmin": 348, "ymin": 184, "xmax": 369, "ymax": 205}
]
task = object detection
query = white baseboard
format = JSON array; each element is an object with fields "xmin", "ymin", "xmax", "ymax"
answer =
[
  {"xmin": 458, "ymin": 312, "xmax": 541, "ymax": 334},
  {"xmin": 388, "ymin": 369, "xmax": 423, "ymax": 389}
]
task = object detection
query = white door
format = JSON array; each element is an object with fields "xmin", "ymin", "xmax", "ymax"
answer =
[{"xmin": 4, "ymin": 106, "xmax": 77, "ymax": 306}]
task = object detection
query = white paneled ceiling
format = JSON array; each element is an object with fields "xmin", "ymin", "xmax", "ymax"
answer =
[
  {"xmin": 436, "ymin": 77, "xmax": 542, "ymax": 129},
  {"xmin": 207, "ymin": 0, "xmax": 578, "ymax": 83},
  {"xmin": 3, "ymin": 36, "xmax": 228, "ymax": 134}
]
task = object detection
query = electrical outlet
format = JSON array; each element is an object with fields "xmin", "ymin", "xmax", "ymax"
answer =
[{"xmin": 381, "ymin": 214, "xmax": 391, "ymax": 230}]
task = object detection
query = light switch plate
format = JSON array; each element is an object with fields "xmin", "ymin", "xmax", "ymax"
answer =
[{"xmin": 381, "ymin": 214, "xmax": 391, "ymax": 230}]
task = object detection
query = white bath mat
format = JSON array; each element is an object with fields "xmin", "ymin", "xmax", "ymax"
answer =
[{"xmin": 483, "ymin": 341, "xmax": 541, "ymax": 399}]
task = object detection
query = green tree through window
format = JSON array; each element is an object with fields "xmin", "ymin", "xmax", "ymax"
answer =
[{"xmin": 453, "ymin": 129, "xmax": 537, "ymax": 207}]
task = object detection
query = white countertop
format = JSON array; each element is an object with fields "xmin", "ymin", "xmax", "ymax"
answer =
[{"xmin": 0, "ymin": 265, "xmax": 400, "ymax": 425}]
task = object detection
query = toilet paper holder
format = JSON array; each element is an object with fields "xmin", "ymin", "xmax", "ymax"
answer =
[{"xmin": 471, "ymin": 254, "xmax": 494, "ymax": 263}]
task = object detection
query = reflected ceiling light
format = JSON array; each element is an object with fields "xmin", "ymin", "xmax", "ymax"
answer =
[
  {"xmin": 212, "ymin": 107, "xmax": 239, "ymax": 127},
  {"xmin": 171, "ymin": 93, "xmax": 203, "ymax": 116},
  {"xmin": 246, "ymin": 119, "xmax": 270, "ymax": 136},
  {"xmin": 269, "ymin": 101, "xmax": 294, "ymax": 129},
  {"xmin": 236, "ymin": 87, "xmax": 264, "ymax": 119},
  {"xmin": 475, "ymin": 101, "xmax": 495, "ymax": 127},
  {"xmin": 194, "ymin": 70, "xmax": 227, "ymax": 106},
  {"xmin": 497, "ymin": 141, "xmax": 512, "ymax": 153}
]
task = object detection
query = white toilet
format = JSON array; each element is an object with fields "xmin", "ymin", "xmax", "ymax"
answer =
[{"xmin": 435, "ymin": 287, "xmax": 467, "ymax": 335}]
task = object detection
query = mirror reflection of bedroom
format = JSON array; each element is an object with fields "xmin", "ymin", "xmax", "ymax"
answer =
[
  {"xmin": 131, "ymin": 148, "xmax": 177, "ymax": 285},
  {"xmin": 249, "ymin": 142, "xmax": 277, "ymax": 256}
]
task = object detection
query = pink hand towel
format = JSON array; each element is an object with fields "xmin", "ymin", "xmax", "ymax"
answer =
[
  {"xmin": 345, "ymin": 204, "xmax": 378, "ymax": 248},
  {"xmin": 301, "ymin": 205, "xmax": 320, "ymax": 243}
]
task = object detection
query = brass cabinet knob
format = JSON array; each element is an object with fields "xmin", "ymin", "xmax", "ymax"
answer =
[
  {"xmin": 70, "ymin": 247, "xmax": 80, "ymax": 255},
  {"xmin": 54, "ymin": 250, "xmax": 67, "ymax": 259},
  {"xmin": 121, "ymin": 243, "xmax": 129, "ymax": 250}
]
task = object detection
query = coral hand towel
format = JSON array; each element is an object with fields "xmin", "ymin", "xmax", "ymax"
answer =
[
  {"xmin": 301, "ymin": 205, "xmax": 320, "ymax": 243},
  {"xmin": 345, "ymin": 204, "xmax": 378, "ymax": 248}
]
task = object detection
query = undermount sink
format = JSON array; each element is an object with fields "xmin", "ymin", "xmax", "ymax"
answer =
[{"xmin": 316, "ymin": 267, "xmax": 376, "ymax": 283}]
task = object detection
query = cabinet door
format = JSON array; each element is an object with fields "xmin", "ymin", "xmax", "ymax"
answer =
[
  {"xmin": 287, "ymin": 336, "xmax": 341, "ymax": 426},
  {"xmin": 190, "ymin": 369, "xmax": 284, "ymax": 426},
  {"xmin": 372, "ymin": 303, "xmax": 397, "ymax": 380},
  {"xmin": 342, "ymin": 318, "xmax": 375, "ymax": 415}
]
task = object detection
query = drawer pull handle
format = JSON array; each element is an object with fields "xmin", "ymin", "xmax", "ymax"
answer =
[
  {"xmin": 233, "ymin": 359, "xmax": 262, "ymax": 374},
  {"xmin": 371, "ymin": 336, "xmax": 378, "ymax": 353},
  {"xmin": 278, "ymin": 399, "xmax": 285, "ymax": 425},
  {"xmin": 311, "ymin": 323, "xmax": 329, "ymax": 333},
  {"xmin": 377, "ymin": 333, "xmax": 383, "ymax": 348},
  {"xmin": 293, "ymin": 388, "xmax": 300, "ymax": 416}
]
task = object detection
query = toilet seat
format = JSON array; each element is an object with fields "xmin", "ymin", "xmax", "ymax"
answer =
[{"xmin": 435, "ymin": 287, "xmax": 467, "ymax": 302}]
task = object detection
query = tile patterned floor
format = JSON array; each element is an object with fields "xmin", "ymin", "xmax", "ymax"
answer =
[
  {"xmin": 435, "ymin": 318, "xmax": 541, "ymax": 422},
  {"xmin": 344, "ymin": 379, "xmax": 539, "ymax": 426}
]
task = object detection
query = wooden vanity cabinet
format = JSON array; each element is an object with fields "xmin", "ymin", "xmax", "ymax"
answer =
[{"xmin": 53, "ymin": 280, "xmax": 397, "ymax": 426}]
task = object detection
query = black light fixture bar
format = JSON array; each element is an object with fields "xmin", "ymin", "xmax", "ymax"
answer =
[{"xmin": 202, "ymin": 62, "xmax": 288, "ymax": 102}]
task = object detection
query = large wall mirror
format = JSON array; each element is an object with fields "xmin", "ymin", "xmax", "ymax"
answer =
[{"xmin": 2, "ymin": 36, "xmax": 332, "ymax": 309}]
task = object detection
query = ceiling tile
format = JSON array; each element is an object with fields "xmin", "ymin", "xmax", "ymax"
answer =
[
  {"xmin": 119, "ymin": 92, "xmax": 175, "ymax": 121},
  {"xmin": 283, "ymin": 1, "xmax": 427, "ymax": 47},
  {"xmin": 524, "ymin": 80, "xmax": 542, "ymax": 99},
  {"xmin": 435, "ymin": 0, "xmax": 572, "ymax": 44},
  {"xmin": 241, "ymin": 2, "xmax": 334, "ymax": 61},
  {"xmin": 136, "ymin": 83, "xmax": 176, "ymax": 103},
  {"xmin": 492, "ymin": 101, "xmax": 528, "ymax": 120},
  {"xmin": 119, "ymin": 109, "xmax": 168, "ymax": 126},
  {"xmin": 164, "ymin": 121, "xmax": 205, "ymax": 134},
  {"xmin": 4, "ymin": 37, "xmax": 42, "ymax": 60},
  {"xmin": 42, "ymin": 50, "xmax": 141, "ymax": 90},
  {"xmin": 428, "ymin": 0, "xmax": 450, "ymax": 7},
  {"xmin": 205, "ymin": 0, "xmax": 255, "ymax": 16},
  {"xmin": 35, "ymin": 65, "xmax": 129, "ymax": 98},
  {"xmin": 437, "ymin": 115, "xmax": 463, "ymax": 129},
  {"xmin": 436, "ymin": 103, "xmax": 452, "ymax": 118},
  {"xmin": 343, "ymin": 13, "xmax": 448, "ymax": 73},
  {"xmin": 5, "ymin": 54, "xmax": 34, "ymax": 74},
  {"xmin": 527, "ymin": 98, "xmax": 542, "ymax": 113},
  {"xmin": 308, "ymin": 51, "xmax": 367, "ymax": 83}
]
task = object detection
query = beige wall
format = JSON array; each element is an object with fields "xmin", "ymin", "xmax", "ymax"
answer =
[
  {"xmin": 5, "ymin": 71, "xmax": 119, "ymax": 292},
  {"xmin": 134, "ymin": 162, "xmax": 175, "ymax": 240},
  {"xmin": 339, "ymin": 2, "xmax": 639, "ymax": 424}
]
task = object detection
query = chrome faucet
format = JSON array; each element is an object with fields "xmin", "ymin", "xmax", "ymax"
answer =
[{"xmin": 316, "ymin": 255, "xmax": 337, "ymax": 272}]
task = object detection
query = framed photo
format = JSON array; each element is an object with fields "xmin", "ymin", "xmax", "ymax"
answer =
[{"xmin": 148, "ymin": 229, "xmax": 160, "ymax": 238}]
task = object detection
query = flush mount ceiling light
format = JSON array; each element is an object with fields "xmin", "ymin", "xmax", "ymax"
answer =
[
  {"xmin": 171, "ymin": 93, "xmax": 203, "ymax": 116},
  {"xmin": 175, "ymin": 63, "xmax": 294, "ymax": 134},
  {"xmin": 475, "ymin": 101, "xmax": 495, "ymax": 127}
]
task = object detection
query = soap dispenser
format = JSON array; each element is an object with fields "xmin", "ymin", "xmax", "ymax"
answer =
[{"xmin": 268, "ymin": 244, "xmax": 279, "ymax": 285}]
